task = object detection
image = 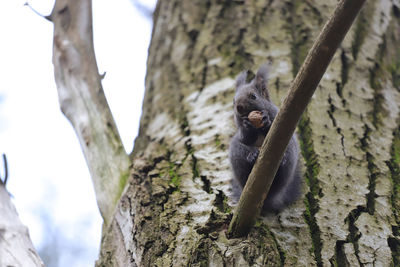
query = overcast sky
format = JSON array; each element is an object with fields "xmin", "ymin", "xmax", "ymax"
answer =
[{"xmin": 0, "ymin": 0, "xmax": 156, "ymax": 266}]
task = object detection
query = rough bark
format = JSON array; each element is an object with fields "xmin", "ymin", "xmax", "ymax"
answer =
[
  {"xmin": 51, "ymin": 0, "xmax": 130, "ymax": 223},
  {"xmin": 0, "ymin": 184, "xmax": 44, "ymax": 267},
  {"xmin": 48, "ymin": 0, "xmax": 400, "ymax": 266},
  {"xmin": 229, "ymin": 0, "xmax": 366, "ymax": 238}
]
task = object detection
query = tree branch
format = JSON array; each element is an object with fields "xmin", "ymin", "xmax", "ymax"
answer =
[
  {"xmin": 130, "ymin": 0, "xmax": 153, "ymax": 18},
  {"xmin": 0, "ymin": 154, "xmax": 8, "ymax": 185},
  {"xmin": 51, "ymin": 0, "xmax": 130, "ymax": 224},
  {"xmin": 228, "ymin": 0, "xmax": 366, "ymax": 238},
  {"xmin": 24, "ymin": 2, "xmax": 52, "ymax": 21},
  {"xmin": 0, "ymin": 185, "xmax": 44, "ymax": 266}
]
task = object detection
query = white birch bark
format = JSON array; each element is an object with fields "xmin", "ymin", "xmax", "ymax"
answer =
[{"xmin": 0, "ymin": 185, "xmax": 44, "ymax": 267}]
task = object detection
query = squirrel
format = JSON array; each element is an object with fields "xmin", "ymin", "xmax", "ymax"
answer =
[{"xmin": 229, "ymin": 64, "xmax": 301, "ymax": 212}]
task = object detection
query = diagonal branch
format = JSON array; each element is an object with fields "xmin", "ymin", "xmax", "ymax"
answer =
[
  {"xmin": 51, "ymin": 0, "xmax": 130, "ymax": 224},
  {"xmin": 228, "ymin": 0, "xmax": 366, "ymax": 237},
  {"xmin": 0, "ymin": 183, "xmax": 44, "ymax": 266}
]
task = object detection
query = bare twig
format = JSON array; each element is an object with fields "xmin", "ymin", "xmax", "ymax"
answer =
[
  {"xmin": 24, "ymin": 2, "xmax": 52, "ymax": 21},
  {"xmin": 130, "ymin": 0, "xmax": 154, "ymax": 18},
  {"xmin": 228, "ymin": 0, "xmax": 366, "ymax": 238},
  {"xmin": 100, "ymin": 71, "xmax": 107, "ymax": 80},
  {"xmin": 0, "ymin": 154, "xmax": 8, "ymax": 186}
]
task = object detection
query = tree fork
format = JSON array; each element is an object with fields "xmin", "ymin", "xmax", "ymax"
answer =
[{"xmin": 228, "ymin": 0, "xmax": 366, "ymax": 238}]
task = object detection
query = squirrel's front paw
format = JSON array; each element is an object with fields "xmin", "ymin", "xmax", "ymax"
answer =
[
  {"xmin": 243, "ymin": 118, "xmax": 254, "ymax": 129},
  {"xmin": 261, "ymin": 112, "xmax": 272, "ymax": 127},
  {"xmin": 246, "ymin": 149, "xmax": 259, "ymax": 163}
]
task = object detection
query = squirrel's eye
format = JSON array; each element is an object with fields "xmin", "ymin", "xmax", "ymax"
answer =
[{"xmin": 249, "ymin": 93, "xmax": 256, "ymax": 100}]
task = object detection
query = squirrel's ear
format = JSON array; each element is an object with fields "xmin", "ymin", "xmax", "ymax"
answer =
[
  {"xmin": 255, "ymin": 64, "xmax": 269, "ymax": 98},
  {"xmin": 236, "ymin": 71, "xmax": 247, "ymax": 89}
]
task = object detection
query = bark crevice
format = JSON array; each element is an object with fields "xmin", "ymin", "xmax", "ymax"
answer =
[{"xmin": 298, "ymin": 114, "xmax": 323, "ymax": 267}]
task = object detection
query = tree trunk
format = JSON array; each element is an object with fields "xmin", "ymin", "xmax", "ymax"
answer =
[
  {"xmin": 0, "ymin": 184, "xmax": 44, "ymax": 267},
  {"xmin": 50, "ymin": 0, "xmax": 400, "ymax": 266}
]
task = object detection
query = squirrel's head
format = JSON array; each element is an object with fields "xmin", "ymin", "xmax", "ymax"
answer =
[{"xmin": 234, "ymin": 64, "xmax": 270, "ymax": 117}]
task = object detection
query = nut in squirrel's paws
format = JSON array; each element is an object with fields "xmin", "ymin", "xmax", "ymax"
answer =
[{"xmin": 248, "ymin": 111, "xmax": 264, "ymax": 128}]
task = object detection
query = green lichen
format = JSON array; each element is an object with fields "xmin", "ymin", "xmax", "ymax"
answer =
[
  {"xmin": 214, "ymin": 134, "xmax": 226, "ymax": 150},
  {"xmin": 393, "ymin": 129, "xmax": 400, "ymax": 166},
  {"xmin": 387, "ymin": 127, "xmax": 400, "ymax": 225},
  {"xmin": 248, "ymin": 223, "xmax": 282, "ymax": 265},
  {"xmin": 213, "ymin": 190, "xmax": 231, "ymax": 214},
  {"xmin": 298, "ymin": 114, "xmax": 323, "ymax": 267},
  {"xmin": 179, "ymin": 114, "xmax": 201, "ymax": 180},
  {"xmin": 117, "ymin": 170, "xmax": 130, "ymax": 203},
  {"xmin": 169, "ymin": 163, "xmax": 181, "ymax": 188},
  {"xmin": 298, "ymin": 115, "xmax": 322, "ymax": 198},
  {"xmin": 267, "ymin": 228, "xmax": 286, "ymax": 267},
  {"xmin": 389, "ymin": 61, "xmax": 400, "ymax": 90},
  {"xmin": 386, "ymin": 6, "xmax": 400, "ymax": 90},
  {"xmin": 369, "ymin": 35, "xmax": 388, "ymax": 128},
  {"xmin": 303, "ymin": 193, "xmax": 323, "ymax": 267},
  {"xmin": 189, "ymin": 238, "xmax": 211, "ymax": 266},
  {"xmin": 284, "ymin": 5, "xmax": 323, "ymax": 262}
]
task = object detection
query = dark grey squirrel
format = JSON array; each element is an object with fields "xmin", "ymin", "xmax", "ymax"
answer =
[{"xmin": 229, "ymin": 64, "xmax": 301, "ymax": 212}]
